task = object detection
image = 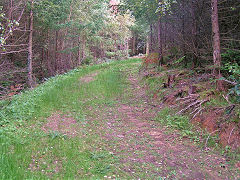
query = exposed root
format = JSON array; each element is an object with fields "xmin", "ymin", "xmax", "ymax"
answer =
[
  {"xmin": 176, "ymin": 94, "xmax": 199, "ymax": 102},
  {"xmin": 205, "ymin": 130, "xmax": 219, "ymax": 149},
  {"xmin": 176, "ymin": 93, "xmax": 208, "ymax": 122},
  {"xmin": 191, "ymin": 108, "xmax": 203, "ymax": 121},
  {"xmin": 177, "ymin": 99, "xmax": 208, "ymax": 115},
  {"xmin": 214, "ymin": 107, "xmax": 225, "ymax": 114},
  {"xmin": 190, "ymin": 107, "xmax": 200, "ymax": 115},
  {"xmin": 170, "ymin": 94, "xmax": 198, "ymax": 108},
  {"xmin": 228, "ymin": 127, "xmax": 235, "ymax": 144}
]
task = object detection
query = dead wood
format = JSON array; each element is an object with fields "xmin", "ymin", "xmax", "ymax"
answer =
[
  {"xmin": 188, "ymin": 85, "xmax": 197, "ymax": 94},
  {"xmin": 191, "ymin": 108, "xmax": 203, "ymax": 120},
  {"xmin": 228, "ymin": 127, "xmax": 235, "ymax": 144},
  {"xmin": 177, "ymin": 100, "xmax": 201, "ymax": 114},
  {"xmin": 205, "ymin": 130, "xmax": 220, "ymax": 149},
  {"xmin": 176, "ymin": 94, "xmax": 199, "ymax": 101},
  {"xmin": 176, "ymin": 95, "xmax": 208, "ymax": 121},
  {"xmin": 167, "ymin": 74, "xmax": 176, "ymax": 88}
]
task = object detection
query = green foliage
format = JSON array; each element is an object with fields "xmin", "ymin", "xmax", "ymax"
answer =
[
  {"xmin": 222, "ymin": 61, "xmax": 240, "ymax": 103},
  {"xmin": 224, "ymin": 62, "xmax": 240, "ymax": 78},
  {"xmin": 156, "ymin": 108, "xmax": 221, "ymax": 146},
  {"xmin": 229, "ymin": 83, "xmax": 240, "ymax": 103},
  {"xmin": 222, "ymin": 50, "xmax": 240, "ymax": 65},
  {"xmin": 82, "ymin": 56, "xmax": 94, "ymax": 65},
  {"xmin": 106, "ymin": 51, "xmax": 116, "ymax": 58},
  {"xmin": 157, "ymin": 0, "xmax": 177, "ymax": 16},
  {"xmin": 156, "ymin": 108, "xmax": 193, "ymax": 136},
  {"xmin": 48, "ymin": 131, "xmax": 67, "ymax": 140},
  {"xmin": 0, "ymin": 6, "xmax": 5, "ymax": 47},
  {"xmin": 35, "ymin": 0, "xmax": 73, "ymax": 29},
  {"xmin": 172, "ymin": 56, "xmax": 185, "ymax": 65},
  {"xmin": 145, "ymin": 76, "xmax": 165, "ymax": 95},
  {"xmin": 33, "ymin": 0, "xmax": 134, "ymax": 61},
  {"xmin": 0, "ymin": 6, "xmax": 19, "ymax": 49}
]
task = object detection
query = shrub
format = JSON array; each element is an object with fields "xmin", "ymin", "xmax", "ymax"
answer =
[
  {"xmin": 141, "ymin": 53, "xmax": 159, "ymax": 69},
  {"xmin": 222, "ymin": 62, "xmax": 240, "ymax": 103}
]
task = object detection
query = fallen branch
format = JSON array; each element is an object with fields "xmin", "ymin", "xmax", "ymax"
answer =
[
  {"xmin": 228, "ymin": 127, "xmax": 235, "ymax": 144},
  {"xmin": 176, "ymin": 94, "xmax": 199, "ymax": 101},
  {"xmin": 170, "ymin": 96, "xmax": 197, "ymax": 109},
  {"xmin": 0, "ymin": 86, "xmax": 8, "ymax": 90},
  {"xmin": 205, "ymin": 130, "xmax": 219, "ymax": 149},
  {"xmin": 222, "ymin": 94, "xmax": 229, "ymax": 102},
  {"xmin": 221, "ymin": 79, "xmax": 237, "ymax": 86},
  {"xmin": 190, "ymin": 106, "xmax": 200, "ymax": 115},
  {"xmin": 181, "ymin": 98, "xmax": 198, "ymax": 105},
  {"xmin": 177, "ymin": 100, "xmax": 202, "ymax": 115},
  {"xmin": 191, "ymin": 108, "xmax": 203, "ymax": 120},
  {"xmin": 0, "ymin": 48, "xmax": 28, "ymax": 55},
  {"xmin": 0, "ymin": 61, "xmax": 6, "ymax": 67}
]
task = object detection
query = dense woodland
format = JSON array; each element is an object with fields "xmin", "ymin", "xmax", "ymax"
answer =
[
  {"xmin": 0, "ymin": 0, "xmax": 239, "ymax": 96},
  {"xmin": 0, "ymin": 0, "xmax": 134, "ymax": 91},
  {"xmin": 124, "ymin": 0, "xmax": 240, "ymax": 92}
]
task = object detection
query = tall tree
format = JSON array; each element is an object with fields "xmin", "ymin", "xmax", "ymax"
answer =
[
  {"xmin": 157, "ymin": 0, "xmax": 163, "ymax": 66},
  {"xmin": 211, "ymin": 0, "xmax": 224, "ymax": 90},
  {"xmin": 28, "ymin": 0, "xmax": 34, "ymax": 88}
]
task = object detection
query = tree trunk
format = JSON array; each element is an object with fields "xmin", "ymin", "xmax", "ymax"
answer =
[
  {"xmin": 191, "ymin": 0, "xmax": 198, "ymax": 68},
  {"xmin": 132, "ymin": 32, "xmax": 136, "ymax": 55},
  {"xmin": 59, "ymin": 31, "xmax": 64, "ymax": 72},
  {"xmin": 28, "ymin": 0, "xmax": 35, "ymax": 88},
  {"xmin": 46, "ymin": 30, "xmax": 53, "ymax": 76},
  {"xmin": 164, "ymin": 21, "xmax": 167, "ymax": 49},
  {"xmin": 101, "ymin": 42, "xmax": 105, "ymax": 58},
  {"xmin": 8, "ymin": 0, "xmax": 14, "ymax": 62},
  {"xmin": 211, "ymin": 0, "xmax": 224, "ymax": 91},
  {"xmin": 65, "ymin": 2, "xmax": 73, "ymax": 70},
  {"xmin": 149, "ymin": 24, "xmax": 153, "ymax": 53},
  {"xmin": 146, "ymin": 36, "xmax": 150, "ymax": 55},
  {"xmin": 158, "ymin": 18, "xmax": 163, "ymax": 66},
  {"xmin": 55, "ymin": 30, "xmax": 59, "ymax": 72},
  {"xmin": 8, "ymin": 0, "xmax": 13, "ymax": 20},
  {"xmin": 78, "ymin": 36, "xmax": 81, "ymax": 65},
  {"xmin": 182, "ymin": 0, "xmax": 186, "ymax": 66},
  {"xmin": 82, "ymin": 36, "xmax": 86, "ymax": 60},
  {"xmin": 125, "ymin": 39, "xmax": 129, "ymax": 57}
]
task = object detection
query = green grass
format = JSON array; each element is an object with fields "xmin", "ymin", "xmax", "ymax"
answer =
[
  {"xmin": 0, "ymin": 58, "xmax": 141, "ymax": 179},
  {"xmin": 155, "ymin": 107, "xmax": 222, "ymax": 149},
  {"xmin": 156, "ymin": 107, "xmax": 195, "ymax": 137}
]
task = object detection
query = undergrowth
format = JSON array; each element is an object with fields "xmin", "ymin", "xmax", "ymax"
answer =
[{"xmin": 156, "ymin": 107, "xmax": 219, "ymax": 147}]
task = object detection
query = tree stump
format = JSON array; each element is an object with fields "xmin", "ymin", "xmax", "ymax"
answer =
[{"xmin": 189, "ymin": 85, "xmax": 197, "ymax": 94}]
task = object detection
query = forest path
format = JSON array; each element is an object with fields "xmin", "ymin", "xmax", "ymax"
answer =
[
  {"xmin": 3, "ymin": 59, "xmax": 239, "ymax": 179},
  {"xmin": 85, "ymin": 62, "xmax": 238, "ymax": 179}
]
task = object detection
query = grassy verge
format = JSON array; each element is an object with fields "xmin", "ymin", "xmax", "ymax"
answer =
[
  {"xmin": 0, "ymin": 58, "xmax": 141, "ymax": 179},
  {"xmin": 155, "ymin": 107, "xmax": 219, "ymax": 147}
]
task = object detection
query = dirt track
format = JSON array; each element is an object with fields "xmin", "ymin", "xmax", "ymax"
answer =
[{"xmin": 86, "ymin": 68, "xmax": 239, "ymax": 179}]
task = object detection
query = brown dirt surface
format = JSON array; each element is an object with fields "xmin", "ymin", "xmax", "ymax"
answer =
[
  {"xmin": 42, "ymin": 112, "xmax": 79, "ymax": 137},
  {"xmin": 79, "ymin": 72, "xmax": 99, "ymax": 83},
  {"xmin": 86, "ymin": 69, "xmax": 239, "ymax": 179},
  {"xmin": 219, "ymin": 123, "xmax": 240, "ymax": 150}
]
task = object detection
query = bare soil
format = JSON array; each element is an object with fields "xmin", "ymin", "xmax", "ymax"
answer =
[
  {"xmin": 42, "ymin": 112, "xmax": 79, "ymax": 137},
  {"xmin": 79, "ymin": 72, "xmax": 99, "ymax": 83}
]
